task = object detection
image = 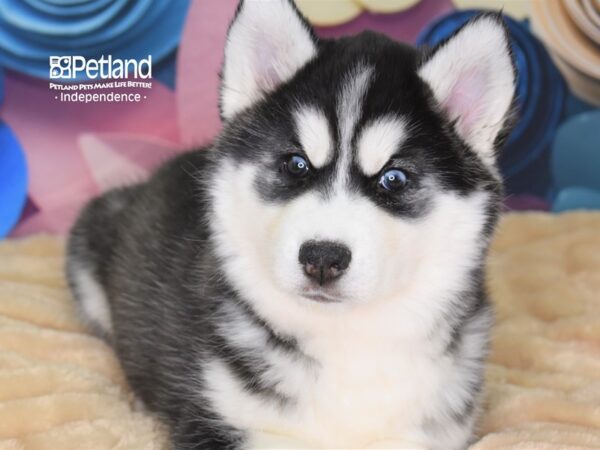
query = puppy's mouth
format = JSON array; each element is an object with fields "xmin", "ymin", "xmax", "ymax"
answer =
[{"xmin": 301, "ymin": 289, "xmax": 343, "ymax": 303}]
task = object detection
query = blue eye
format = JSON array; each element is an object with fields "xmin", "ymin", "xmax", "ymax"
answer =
[
  {"xmin": 285, "ymin": 155, "xmax": 310, "ymax": 177},
  {"xmin": 379, "ymin": 168, "xmax": 407, "ymax": 191}
]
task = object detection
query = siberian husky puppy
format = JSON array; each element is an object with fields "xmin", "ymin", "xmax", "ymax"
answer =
[{"xmin": 66, "ymin": 1, "xmax": 516, "ymax": 448}]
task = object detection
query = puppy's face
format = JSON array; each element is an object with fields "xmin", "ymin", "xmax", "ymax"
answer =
[{"xmin": 209, "ymin": 0, "xmax": 514, "ymax": 319}]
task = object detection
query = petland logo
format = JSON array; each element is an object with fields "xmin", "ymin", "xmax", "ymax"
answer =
[
  {"xmin": 49, "ymin": 55, "xmax": 153, "ymax": 103},
  {"xmin": 49, "ymin": 55, "xmax": 152, "ymax": 80}
]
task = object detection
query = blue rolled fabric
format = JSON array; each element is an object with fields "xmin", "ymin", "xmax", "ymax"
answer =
[
  {"xmin": 417, "ymin": 11, "xmax": 566, "ymax": 196},
  {"xmin": 43, "ymin": 0, "xmax": 98, "ymax": 5},
  {"xmin": 23, "ymin": 0, "xmax": 116, "ymax": 17},
  {"xmin": 153, "ymin": 51, "xmax": 176, "ymax": 90},
  {"xmin": 0, "ymin": 121, "xmax": 28, "ymax": 238},
  {"xmin": 551, "ymin": 110, "xmax": 600, "ymax": 193},
  {"xmin": 552, "ymin": 187, "xmax": 600, "ymax": 212},
  {"xmin": 13, "ymin": 0, "xmax": 152, "ymax": 47},
  {"xmin": 0, "ymin": 0, "xmax": 190, "ymax": 81},
  {"xmin": 0, "ymin": 66, "xmax": 4, "ymax": 105},
  {"xmin": 1, "ymin": 0, "xmax": 129, "ymax": 35}
]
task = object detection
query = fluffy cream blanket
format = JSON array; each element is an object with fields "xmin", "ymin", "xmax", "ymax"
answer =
[{"xmin": 1, "ymin": 212, "xmax": 599, "ymax": 449}]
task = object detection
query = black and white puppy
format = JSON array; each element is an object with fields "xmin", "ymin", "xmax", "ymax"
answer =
[{"xmin": 66, "ymin": 1, "xmax": 516, "ymax": 448}]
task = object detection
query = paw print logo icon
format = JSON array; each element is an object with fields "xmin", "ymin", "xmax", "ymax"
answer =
[{"xmin": 49, "ymin": 56, "xmax": 72, "ymax": 79}]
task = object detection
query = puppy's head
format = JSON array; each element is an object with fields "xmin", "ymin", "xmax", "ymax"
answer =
[{"xmin": 208, "ymin": 0, "xmax": 515, "ymax": 325}]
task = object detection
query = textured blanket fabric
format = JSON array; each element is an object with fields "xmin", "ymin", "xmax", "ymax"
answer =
[{"xmin": 0, "ymin": 212, "xmax": 599, "ymax": 450}]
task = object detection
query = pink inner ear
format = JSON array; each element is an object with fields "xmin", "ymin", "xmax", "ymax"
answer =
[
  {"xmin": 256, "ymin": 45, "xmax": 281, "ymax": 92},
  {"xmin": 442, "ymin": 67, "xmax": 489, "ymax": 139}
]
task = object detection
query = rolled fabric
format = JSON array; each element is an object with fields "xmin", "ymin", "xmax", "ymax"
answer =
[
  {"xmin": 0, "ymin": 121, "xmax": 28, "ymax": 238},
  {"xmin": 551, "ymin": 110, "xmax": 600, "ymax": 194},
  {"xmin": 531, "ymin": 0, "xmax": 600, "ymax": 106},
  {"xmin": 553, "ymin": 186, "xmax": 600, "ymax": 212},
  {"xmin": 314, "ymin": 0, "xmax": 453, "ymax": 44},
  {"xmin": 0, "ymin": 66, "xmax": 4, "ymax": 105},
  {"xmin": 0, "ymin": 0, "xmax": 190, "ymax": 80}
]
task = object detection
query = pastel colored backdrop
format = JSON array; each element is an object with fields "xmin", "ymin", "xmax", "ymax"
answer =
[{"xmin": 0, "ymin": 0, "xmax": 599, "ymax": 238}]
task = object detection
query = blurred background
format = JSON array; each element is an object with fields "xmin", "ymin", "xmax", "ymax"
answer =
[{"xmin": 0, "ymin": 0, "xmax": 599, "ymax": 238}]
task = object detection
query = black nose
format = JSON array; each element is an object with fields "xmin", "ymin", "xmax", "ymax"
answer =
[{"xmin": 298, "ymin": 241, "xmax": 352, "ymax": 286}]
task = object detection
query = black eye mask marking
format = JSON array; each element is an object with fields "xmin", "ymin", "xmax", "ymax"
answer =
[
  {"xmin": 349, "ymin": 160, "xmax": 431, "ymax": 219},
  {"xmin": 254, "ymin": 149, "xmax": 337, "ymax": 203}
]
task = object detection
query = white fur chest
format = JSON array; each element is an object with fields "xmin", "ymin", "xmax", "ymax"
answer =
[
  {"xmin": 203, "ymin": 321, "xmax": 447, "ymax": 449},
  {"xmin": 292, "ymin": 334, "xmax": 443, "ymax": 448}
]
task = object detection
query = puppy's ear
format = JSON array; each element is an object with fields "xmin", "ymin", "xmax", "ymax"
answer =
[
  {"xmin": 418, "ymin": 14, "xmax": 516, "ymax": 167},
  {"xmin": 220, "ymin": 0, "xmax": 318, "ymax": 121}
]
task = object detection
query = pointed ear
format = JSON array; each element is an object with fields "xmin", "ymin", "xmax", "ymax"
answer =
[
  {"xmin": 418, "ymin": 14, "xmax": 516, "ymax": 166},
  {"xmin": 220, "ymin": 0, "xmax": 318, "ymax": 121}
]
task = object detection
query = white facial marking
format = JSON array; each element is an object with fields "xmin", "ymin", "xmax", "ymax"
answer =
[
  {"xmin": 357, "ymin": 116, "xmax": 409, "ymax": 176},
  {"xmin": 335, "ymin": 64, "xmax": 373, "ymax": 189},
  {"xmin": 294, "ymin": 106, "xmax": 333, "ymax": 168}
]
